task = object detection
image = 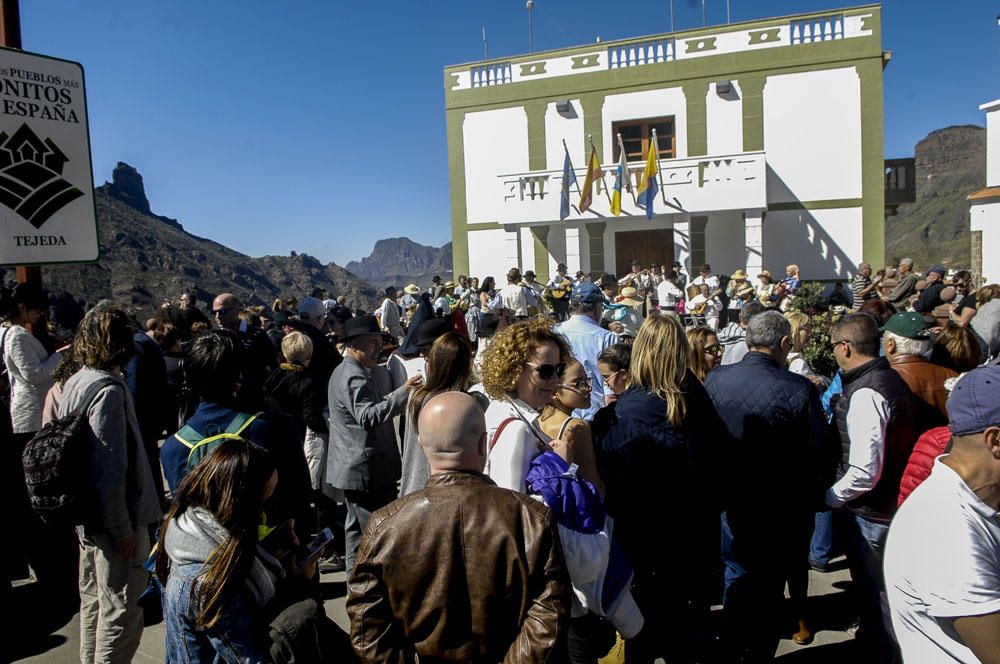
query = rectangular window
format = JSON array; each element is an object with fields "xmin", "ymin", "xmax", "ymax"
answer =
[{"xmin": 612, "ymin": 117, "xmax": 676, "ymax": 162}]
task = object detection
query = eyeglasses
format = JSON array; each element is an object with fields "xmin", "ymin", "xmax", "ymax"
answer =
[
  {"xmin": 601, "ymin": 370, "xmax": 622, "ymax": 390},
  {"xmin": 559, "ymin": 377, "xmax": 592, "ymax": 392},
  {"xmin": 704, "ymin": 344, "xmax": 723, "ymax": 355},
  {"xmin": 831, "ymin": 339, "xmax": 850, "ymax": 350},
  {"xmin": 212, "ymin": 307, "xmax": 231, "ymax": 317},
  {"xmin": 526, "ymin": 362, "xmax": 566, "ymax": 381}
]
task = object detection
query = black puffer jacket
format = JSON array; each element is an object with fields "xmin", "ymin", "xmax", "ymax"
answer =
[
  {"xmin": 705, "ymin": 352, "xmax": 829, "ymax": 514},
  {"xmin": 264, "ymin": 364, "xmax": 328, "ymax": 441}
]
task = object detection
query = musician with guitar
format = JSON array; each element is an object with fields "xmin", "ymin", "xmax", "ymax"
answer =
[{"xmin": 545, "ymin": 263, "xmax": 574, "ymax": 322}]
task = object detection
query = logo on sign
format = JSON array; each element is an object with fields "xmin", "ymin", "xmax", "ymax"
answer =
[{"xmin": 0, "ymin": 123, "xmax": 83, "ymax": 229}]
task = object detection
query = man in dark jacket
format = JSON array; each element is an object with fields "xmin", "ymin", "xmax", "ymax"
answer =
[
  {"xmin": 827, "ymin": 313, "xmax": 917, "ymax": 659},
  {"xmin": 914, "ymin": 266, "xmax": 947, "ymax": 314},
  {"xmin": 705, "ymin": 311, "xmax": 826, "ymax": 658},
  {"xmin": 347, "ymin": 392, "xmax": 568, "ymax": 663}
]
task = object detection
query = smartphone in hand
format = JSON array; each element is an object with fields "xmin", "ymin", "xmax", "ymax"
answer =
[{"xmin": 296, "ymin": 527, "xmax": 334, "ymax": 567}]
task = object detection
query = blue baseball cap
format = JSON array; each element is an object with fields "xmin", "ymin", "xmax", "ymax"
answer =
[
  {"xmin": 948, "ymin": 366, "xmax": 1000, "ymax": 436},
  {"xmin": 571, "ymin": 281, "xmax": 604, "ymax": 304}
]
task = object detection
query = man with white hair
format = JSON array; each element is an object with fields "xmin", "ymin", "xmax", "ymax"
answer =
[
  {"xmin": 347, "ymin": 392, "xmax": 568, "ymax": 662},
  {"xmin": 885, "ymin": 258, "xmax": 918, "ymax": 309},
  {"xmin": 883, "ymin": 312, "xmax": 957, "ymax": 434}
]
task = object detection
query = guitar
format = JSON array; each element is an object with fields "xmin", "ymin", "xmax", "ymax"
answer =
[{"xmin": 549, "ymin": 278, "xmax": 573, "ymax": 300}]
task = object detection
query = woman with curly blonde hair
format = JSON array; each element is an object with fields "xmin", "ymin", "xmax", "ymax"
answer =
[{"xmin": 481, "ymin": 317, "xmax": 572, "ymax": 493}]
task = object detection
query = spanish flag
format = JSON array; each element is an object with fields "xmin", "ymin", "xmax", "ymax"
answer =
[
  {"xmin": 578, "ymin": 147, "xmax": 602, "ymax": 213},
  {"xmin": 635, "ymin": 138, "xmax": 659, "ymax": 220},
  {"xmin": 610, "ymin": 139, "xmax": 629, "ymax": 216}
]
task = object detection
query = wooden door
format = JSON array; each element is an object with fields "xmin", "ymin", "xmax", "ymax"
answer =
[{"xmin": 614, "ymin": 229, "xmax": 674, "ymax": 278}]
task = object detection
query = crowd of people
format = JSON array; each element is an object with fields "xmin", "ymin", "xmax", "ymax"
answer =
[{"xmin": 1, "ymin": 251, "xmax": 999, "ymax": 663}]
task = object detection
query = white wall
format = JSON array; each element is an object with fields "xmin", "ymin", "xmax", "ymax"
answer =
[
  {"xmin": 763, "ymin": 67, "xmax": 862, "ymax": 203},
  {"xmin": 520, "ymin": 227, "xmax": 536, "ymax": 273},
  {"xmin": 706, "ymin": 80, "xmax": 743, "ymax": 155},
  {"xmin": 464, "ymin": 107, "xmax": 529, "ymax": 224},
  {"xmin": 762, "ymin": 207, "xmax": 863, "ymax": 280},
  {"xmin": 545, "ymin": 99, "xmax": 586, "ymax": 171},
  {"xmin": 601, "ymin": 87, "xmax": 688, "ymax": 162},
  {"xmin": 971, "ymin": 201, "xmax": 1000, "ymax": 285},
  {"xmin": 468, "ymin": 228, "xmax": 518, "ymax": 282},
  {"xmin": 987, "ymin": 105, "xmax": 1000, "ymax": 188},
  {"xmin": 704, "ymin": 212, "xmax": 746, "ymax": 276}
]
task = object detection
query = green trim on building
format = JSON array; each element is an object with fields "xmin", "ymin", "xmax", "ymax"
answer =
[
  {"xmin": 740, "ymin": 74, "xmax": 766, "ymax": 152},
  {"xmin": 690, "ymin": 216, "xmax": 708, "ymax": 269},
  {"xmin": 681, "ymin": 80, "xmax": 709, "ymax": 157},
  {"xmin": 579, "ymin": 93, "xmax": 605, "ymax": 157},
  {"xmin": 520, "ymin": 62, "xmax": 547, "ymax": 77},
  {"xmin": 571, "ymin": 54, "xmax": 600, "ymax": 70},
  {"xmin": 466, "ymin": 222, "xmax": 510, "ymax": 231},
  {"xmin": 586, "ymin": 222, "xmax": 606, "ymax": 273},
  {"xmin": 858, "ymin": 57, "xmax": 885, "ymax": 268},
  {"xmin": 447, "ymin": 109, "xmax": 470, "ymax": 276},
  {"xmin": 748, "ymin": 29, "xmax": 781, "ymax": 45},
  {"xmin": 768, "ymin": 198, "xmax": 864, "ymax": 211},
  {"xmin": 531, "ymin": 226, "xmax": 550, "ymax": 281},
  {"xmin": 525, "ymin": 100, "xmax": 548, "ymax": 172},
  {"xmin": 448, "ymin": 73, "xmax": 460, "ymax": 90},
  {"xmin": 685, "ymin": 38, "xmax": 717, "ymax": 54}
]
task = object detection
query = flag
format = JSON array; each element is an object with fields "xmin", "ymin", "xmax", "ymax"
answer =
[
  {"xmin": 635, "ymin": 138, "xmax": 659, "ymax": 220},
  {"xmin": 560, "ymin": 148, "xmax": 577, "ymax": 220},
  {"xmin": 610, "ymin": 142, "xmax": 629, "ymax": 216},
  {"xmin": 578, "ymin": 147, "xmax": 602, "ymax": 213}
]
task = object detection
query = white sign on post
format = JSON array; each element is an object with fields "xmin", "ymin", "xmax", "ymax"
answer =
[{"xmin": 0, "ymin": 47, "xmax": 97, "ymax": 265}]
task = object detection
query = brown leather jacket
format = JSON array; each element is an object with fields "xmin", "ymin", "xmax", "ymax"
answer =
[
  {"xmin": 890, "ymin": 354, "xmax": 957, "ymax": 431},
  {"xmin": 347, "ymin": 471, "xmax": 569, "ymax": 664}
]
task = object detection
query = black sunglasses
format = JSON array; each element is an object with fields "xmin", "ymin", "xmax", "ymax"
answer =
[
  {"xmin": 526, "ymin": 362, "xmax": 566, "ymax": 381},
  {"xmin": 212, "ymin": 307, "xmax": 232, "ymax": 317}
]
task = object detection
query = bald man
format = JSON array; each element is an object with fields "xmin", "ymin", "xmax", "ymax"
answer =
[
  {"xmin": 211, "ymin": 291, "xmax": 276, "ymax": 410},
  {"xmin": 347, "ymin": 392, "xmax": 569, "ymax": 663}
]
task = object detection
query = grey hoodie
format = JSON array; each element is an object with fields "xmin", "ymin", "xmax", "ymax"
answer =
[{"xmin": 59, "ymin": 367, "xmax": 162, "ymax": 539}]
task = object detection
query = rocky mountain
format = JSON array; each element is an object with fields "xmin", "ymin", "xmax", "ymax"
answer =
[
  {"xmin": 885, "ymin": 125, "xmax": 985, "ymax": 269},
  {"xmin": 346, "ymin": 237, "xmax": 452, "ymax": 290},
  {"xmin": 0, "ymin": 163, "xmax": 379, "ymax": 319}
]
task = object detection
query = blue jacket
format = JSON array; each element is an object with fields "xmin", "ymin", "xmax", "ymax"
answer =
[{"xmin": 162, "ymin": 402, "xmax": 311, "ymax": 523}]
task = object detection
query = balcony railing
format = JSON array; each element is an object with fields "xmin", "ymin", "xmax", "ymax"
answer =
[
  {"xmin": 790, "ymin": 14, "xmax": 844, "ymax": 44},
  {"xmin": 607, "ymin": 38, "xmax": 675, "ymax": 69},
  {"xmin": 488, "ymin": 151, "xmax": 767, "ymax": 225}
]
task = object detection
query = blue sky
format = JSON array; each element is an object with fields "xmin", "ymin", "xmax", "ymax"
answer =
[{"xmin": 21, "ymin": 1, "xmax": 1000, "ymax": 266}]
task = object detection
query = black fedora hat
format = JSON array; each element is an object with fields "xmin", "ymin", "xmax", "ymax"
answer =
[
  {"xmin": 341, "ymin": 314, "xmax": 381, "ymax": 341},
  {"xmin": 414, "ymin": 319, "xmax": 451, "ymax": 349}
]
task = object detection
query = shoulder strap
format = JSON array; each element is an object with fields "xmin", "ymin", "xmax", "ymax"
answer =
[
  {"xmin": 72, "ymin": 377, "xmax": 120, "ymax": 419},
  {"xmin": 556, "ymin": 417, "xmax": 577, "ymax": 441},
  {"xmin": 224, "ymin": 411, "xmax": 261, "ymax": 435},
  {"xmin": 488, "ymin": 417, "xmax": 518, "ymax": 454},
  {"xmin": 175, "ymin": 411, "xmax": 260, "ymax": 450}
]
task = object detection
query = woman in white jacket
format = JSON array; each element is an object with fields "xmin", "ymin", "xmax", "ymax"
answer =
[{"xmin": 2, "ymin": 284, "xmax": 61, "ymax": 441}]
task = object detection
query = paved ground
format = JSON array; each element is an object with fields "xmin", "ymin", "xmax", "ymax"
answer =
[{"xmin": 12, "ymin": 558, "xmax": 858, "ymax": 663}]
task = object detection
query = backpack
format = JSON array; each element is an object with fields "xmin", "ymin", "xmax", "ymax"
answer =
[
  {"xmin": 173, "ymin": 411, "xmax": 261, "ymax": 473},
  {"xmin": 22, "ymin": 377, "xmax": 116, "ymax": 524}
]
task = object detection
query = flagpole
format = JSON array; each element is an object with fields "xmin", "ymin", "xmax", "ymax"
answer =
[
  {"xmin": 618, "ymin": 132, "xmax": 637, "ymax": 206},
  {"xmin": 563, "ymin": 138, "xmax": 583, "ymax": 197},
  {"xmin": 589, "ymin": 134, "xmax": 613, "ymax": 207}
]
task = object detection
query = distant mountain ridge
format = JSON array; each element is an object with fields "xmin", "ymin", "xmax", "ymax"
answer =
[
  {"xmin": 885, "ymin": 125, "xmax": 984, "ymax": 269},
  {"xmin": 346, "ymin": 237, "xmax": 453, "ymax": 289},
  {"xmin": 0, "ymin": 163, "xmax": 379, "ymax": 317}
]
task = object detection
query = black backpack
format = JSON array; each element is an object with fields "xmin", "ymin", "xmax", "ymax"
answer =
[{"xmin": 22, "ymin": 378, "xmax": 115, "ymax": 525}]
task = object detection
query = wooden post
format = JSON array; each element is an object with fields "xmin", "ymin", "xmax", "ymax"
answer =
[{"xmin": 0, "ymin": 1, "xmax": 39, "ymax": 289}]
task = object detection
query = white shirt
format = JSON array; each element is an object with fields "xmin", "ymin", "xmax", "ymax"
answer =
[
  {"xmin": 432, "ymin": 296, "xmax": 452, "ymax": 315},
  {"xmin": 692, "ymin": 274, "xmax": 720, "ymax": 292},
  {"xmin": 826, "ymin": 387, "xmax": 890, "ymax": 507},
  {"xmin": 657, "ymin": 281, "xmax": 683, "ymax": 310},
  {"xmin": 499, "ymin": 283, "xmax": 529, "ymax": 317},
  {"xmin": 376, "ymin": 298, "xmax": 403, "ymax": 337},
  {"xmin": 484, "ymin": 398, "xmax": 550, "ymax": 494},
  {"xmin": 885, "ymin": 458, "xmax": 1000, "ymax": 663}
]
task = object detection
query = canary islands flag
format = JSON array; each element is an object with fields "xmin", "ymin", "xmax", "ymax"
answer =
[
  {"xmin": 610, "ymin": 145, "xmax": 628, "ymax": 216},
  {"xmin": 560, "ymin": 148, "xmax": 578, "ymax": 220},
  {"xmin": 635, "ymin": 143, "xmax": 659, "ymax": 220}
]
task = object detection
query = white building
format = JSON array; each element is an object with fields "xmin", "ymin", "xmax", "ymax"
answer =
[
  {"xmin": 969, "ymin": 98, "xmax": 1000, "ymax": 286},
  {"xmin": 445, "ymin": 4, "xmax": 891, "ymax": 284}
]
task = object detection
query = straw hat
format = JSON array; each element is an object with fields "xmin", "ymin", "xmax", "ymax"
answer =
[
  {"xmin": 616, "ymin": 287, "xmax": 643, "ymax": 307},
  {"xmin": 731, "ymin": 269, "xmax": 748, "ymax": 280},
  {"xmin": 403, "ymin": 284, "xmax": 420, "ymax": 295},
  {"xmin": 757, "ymin": 270, "xmax": 771, "ymax": 280}
]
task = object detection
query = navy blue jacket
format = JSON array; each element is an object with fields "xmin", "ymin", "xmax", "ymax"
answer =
[{"xmin": 705, "ymin": 352, "xmax": 828, "ymax": 519}]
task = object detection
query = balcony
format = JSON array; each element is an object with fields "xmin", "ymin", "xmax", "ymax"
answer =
[
  {"xmin": 884, "ymin": 158, "xmax": 915, "ymax": 216},
  {"xmin": 493, "ymin": 151, "xmax": 767, "ymax": 224}
]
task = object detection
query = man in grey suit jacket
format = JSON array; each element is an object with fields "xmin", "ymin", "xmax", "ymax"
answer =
[{"xmin": 327, "ymin": 315, "xmax": 422, "ymax": 573}]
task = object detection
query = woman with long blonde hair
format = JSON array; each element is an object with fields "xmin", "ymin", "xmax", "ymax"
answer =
[{"xmin": 592, "ymin": 314, "xmax": 730, "ymax": 662}]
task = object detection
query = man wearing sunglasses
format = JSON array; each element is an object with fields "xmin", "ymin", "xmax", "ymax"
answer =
[
  {"xmin": 211, "ymin": 292, "xmax": 276, "ymax": 410},
  {"xmin": 554, "ymin": 282, "xmax": 617, "ymax": 420}
]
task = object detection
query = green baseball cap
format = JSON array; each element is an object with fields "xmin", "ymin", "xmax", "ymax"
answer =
[{"xmin": 880, "ymin": 312, "xmax": 930, "ymax": 340}]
